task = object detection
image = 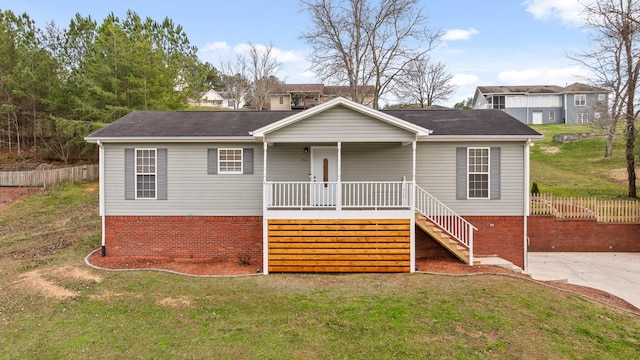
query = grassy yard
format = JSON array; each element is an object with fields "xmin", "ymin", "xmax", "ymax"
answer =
[
  {"xmin": 0, "ymin": 184, "xmax": 639, "ymax": 359},
  {"xmin": 529, "ymin": 124, "xmax": 632, "ymax": 198}
]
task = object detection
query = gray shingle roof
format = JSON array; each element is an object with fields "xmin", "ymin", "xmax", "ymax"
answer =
[{"xmin": 86, "ymin": 107, "xmax": 540, "ymax": 139}]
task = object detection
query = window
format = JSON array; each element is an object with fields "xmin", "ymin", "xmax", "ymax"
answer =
[
  {"xmin": 491, "ymin": 96, "xmax": 505, "ymax": 109},
  {"xmin": 549, "ymin": 111, "xmax": 554, "ymax": 121},
  {"xmin": 467, "ymin": 148, "xmax": 489, "ymax": 199},
  {"xmin": 136, "ymin": 149, "xmax": 156, "ymax": 199},
  {"xmin": 228, "ymin": 100, "xmax": 235, "ymax": 108},
  {"xmin": 279, "ymin": 96, "xmax": 284, "ymax": 105},
  {"xmin": 218, "ymin": 148, "xmax": 243, "ymax": 174},
  {"xmin": 574, "ymin": 94, "xmax": 586, "ymax": 106},
  {"xmin": 577, "ymin": 113, "xmax": 589, "ymax": 124},
  {"xmin": 598, "ymin": 94, "xmax": 605, "ymax": 101}
]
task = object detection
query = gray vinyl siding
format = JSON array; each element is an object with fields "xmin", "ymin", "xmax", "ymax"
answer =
[
  {"xmin": 341, "ymin": 143, "xmax": 412, "ymax": 181},
  {"xmin": 104, "ymin": 143, "xmax": 263, "ymax": 216},
  {"xmin": 265, "ymin": 106, "xmax": 415, "ymax": 143},
  {"xmin": 504, "ymin": 107, "xmax": 563, "ymax": 124},
  {"xmin": 265, "ymin": 143, "xmax": 413, "ymax": 182},
  {"xmin": 416, "ymin": 142, "xmax": 525, "ymax": 216}
]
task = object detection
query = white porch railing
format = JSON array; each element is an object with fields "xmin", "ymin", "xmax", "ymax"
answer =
[
  {"xmin": 265, "ymin": 181, "xmax": 411, "ymax": 210},
  {"xmin": 414, "ymin": 185, "xmax": 477, "ymax": 265}
]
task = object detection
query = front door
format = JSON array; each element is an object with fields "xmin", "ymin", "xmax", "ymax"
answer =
[{"xmin": 311, "ymin": 147, "xmax": 338, "ymax": 206}]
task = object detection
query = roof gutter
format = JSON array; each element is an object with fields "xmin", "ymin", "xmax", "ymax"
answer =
[
  {"xmin": 85, "ymin": 136, "xmax": 259, "ymax": 143},
  {"xmin": 97, "ymin": 140, "xmax": 106, "ymax": 256}
]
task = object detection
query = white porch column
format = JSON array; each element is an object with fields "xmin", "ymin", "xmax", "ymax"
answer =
[
  {"xmin": 410, "ymin": 139, "xmax": 416, "ymax": 273},
  {"xmin": 263, "ymin": 141, "xmax": 269, "ymax": 274},
  {"xmin": 337, "ymin": 141, "xmax": 342, "ymax": 210}
]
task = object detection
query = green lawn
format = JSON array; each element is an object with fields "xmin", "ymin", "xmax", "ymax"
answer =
[
  {"xmin": 0, "ymin": 184, "xmax": 639, "ymax": 359},
  {"xmin": 529, "ymin": 124, "xmax": 632, "ymax": 197}
]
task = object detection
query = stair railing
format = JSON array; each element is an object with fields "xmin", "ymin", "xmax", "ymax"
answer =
[{"xmin": 414, "ymin": 185, "xmax": 477, "ymax": 265}]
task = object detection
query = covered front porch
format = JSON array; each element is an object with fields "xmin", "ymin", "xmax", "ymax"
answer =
[{"xmin": 251, "ymin": 99, "xmax": 475, "ymax": 274}]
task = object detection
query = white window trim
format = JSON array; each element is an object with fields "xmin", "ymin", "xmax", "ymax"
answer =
[
  {"xmin": 218, "ymin": 148, "xmax": 243, "ymax": 174},
  {"xmin": 135, "ymin": 148, "xmax": 157, "ymax": 200},
  {"xmin": 467, "ymin": 147, "xmax": 490, "ymax": 199},
  {"xmin": 577, "ymin": 113, "xmax": 589, "ymax": 124},
  {"xmin": 574, "ymin": 94, "xmax": 586, "ymax": 107}
]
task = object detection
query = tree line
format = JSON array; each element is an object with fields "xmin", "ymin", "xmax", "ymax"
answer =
[{"xmin": 0, "ymin": 9, "xmax": 218, "ymax": 163}]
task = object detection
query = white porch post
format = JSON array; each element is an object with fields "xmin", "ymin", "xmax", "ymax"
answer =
[
  {"xmin": 262, "ymin": 141, "xmax": 269, "ymax": 274},
  {"xmin": 410, "ymin": 139, "xmax": 416, "ymax": 273},
  {"xmin": 337, "ymin": 141, "xmax": 342, "ymax": 210}
]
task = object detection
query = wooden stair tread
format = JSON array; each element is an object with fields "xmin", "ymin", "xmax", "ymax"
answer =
[{"xmin": 415, "ymin": 212, "xmax": 470, "ymax": 264}]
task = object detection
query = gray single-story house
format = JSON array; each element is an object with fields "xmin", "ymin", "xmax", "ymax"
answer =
[{"xmin": 85, "ymin": 97, "xmax": 542, "ymax": 273}]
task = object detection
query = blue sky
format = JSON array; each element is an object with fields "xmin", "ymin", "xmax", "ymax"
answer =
[{"xmin": 0, "ymin": 0, "xmax": 593, "ymax": 106}]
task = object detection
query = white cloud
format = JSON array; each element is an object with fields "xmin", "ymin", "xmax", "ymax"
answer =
[
  {"xmin": 522, "ymin": 0, "xmax": 588, "ymax": 27},
  {"xmin": 442, "ymin": 28, "xmax": 479, "ymax": 41},
  {"xmin": 234, "ymin": 43, "xmax": 306, "ymax": 63},
  {"xmin": 451, "ymin": 73, "xmax": 480, "ymax": 87},
  {"xmin": 497, "ymin": 65, "xmax": 589, "ymax": 85},
  {"xmin": 201, "ymin": 41, "xmax": 231, "ymax": 53}
]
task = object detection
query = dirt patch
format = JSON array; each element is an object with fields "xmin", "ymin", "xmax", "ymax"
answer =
[
  {"xmin": 539, "ymin": 146, "xmax": 560, "ymax": 154},
  {"xmin": 14, "ymin": 270, "xmax": 79, "ymax": 299},
  {"xmin": 158, "ymin": 296, "xmax": 192, "ymax": 308},
  {"xmin": 87, "ymin": 253, "xmax": 639, "ymax": 314},
  {"xmin": 607, "ymin": 168, "xmax": 639, "ymax": 183},
  {"xmin": 13, "ymin": 265, "xmax": 102, "ymax": 299},
  {"xmin": 0, "ymin": 187, "xmax": 41, "ymax": 209}
]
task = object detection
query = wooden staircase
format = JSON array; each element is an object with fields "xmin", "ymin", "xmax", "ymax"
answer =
[{"xmin": 414, "ymin": 213, "xmax": 470, "ymax": 264}]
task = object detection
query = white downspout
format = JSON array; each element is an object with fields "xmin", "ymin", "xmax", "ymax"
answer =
[
  {"xmin": 524, "ymin": 139, "xmax": 531, "ymax": 272},
  {"xmin": 97, "ymin": 140, "xmax": 106, "ymax": 256},
  {"xmin": 263, "ymin": 141, "xmax": 269, "ymax": 274}
]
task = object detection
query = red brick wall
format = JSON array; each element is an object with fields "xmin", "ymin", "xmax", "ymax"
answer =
[
  {"xmin": 105, "ymin": 216, "xmax": 263, "ymax": 265},
  {"xmin": 465, "ymin": 216, "xmax": 525, "ymax": 269},
  {"xmin": 528, "ymin": 216, "xmax": 640, "ymax": 252},
  {"xmin": 415, "ymin": 226, "xmax": 456, "ymax": 260}
]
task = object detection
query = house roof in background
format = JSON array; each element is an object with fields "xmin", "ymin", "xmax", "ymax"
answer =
[{"xmin": 477, "ymin": 82, "xmax": 606, "ymax": 95}]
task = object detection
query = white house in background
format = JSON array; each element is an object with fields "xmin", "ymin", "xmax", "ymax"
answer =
[
  {"xmin": 472, "ymin": 83, "xmax": 608, "ymax": 125},
  {"xmin": 194, "ymin": 89, "xmax": 244, "ymax": 109}
]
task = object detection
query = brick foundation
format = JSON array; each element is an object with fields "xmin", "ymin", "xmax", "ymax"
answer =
[
  {"xmin": 105, "ymin": 216, "xmax": 263, "ymax": 264},
  {"xmin": 464, "ymin": 216, "xmax": 525, "ymax": 269},
  {"xmin": 528, "ymin": 216, "xmax": 640, "ymax": 252}
]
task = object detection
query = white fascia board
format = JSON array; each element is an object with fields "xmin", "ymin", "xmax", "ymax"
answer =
[
  {"xmin": 420, "ymin": 135, "xmax": 543, "ymax": 142},
  {"xmin": 84, "ymin": 136, "xmax": 258, "ymax": 143},
  {"xmin": 250, "ymin": 97, "xmax": 432, "ymax": 138}
]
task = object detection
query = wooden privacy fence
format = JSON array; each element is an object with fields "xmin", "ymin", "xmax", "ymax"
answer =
[
  {"xmin": 530, "ymin": 193, "xmax": 640, "ymax": 223},
  {"xmin": 0, "ymin": 164, "xmax": 99, "ymax": 188}
]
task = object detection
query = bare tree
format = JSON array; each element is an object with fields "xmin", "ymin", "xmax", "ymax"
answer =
[
  {"xmin": 300, "ymin": 0, "xmax": 440, "ymax": 109},
  {"xmin": 392, "ymin": 55, "xmax": 456, "ymax": 107},
  {"xmin": 245, "ymin": 42, "xmax": 281, "ymax": 110},
  {"xmin": 220, "ymin": 55, "xmax": 250, "ymax": 110},
  {"xmin": 573, "ymin": 0, "xmax": 640, "ymax": 198}
]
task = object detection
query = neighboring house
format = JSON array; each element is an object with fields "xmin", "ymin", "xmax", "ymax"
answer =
[
  {"xmin": 193, "ymin": 89, "xmax": 244, "ymax": 109},
  {"xmin": 85, "ymin": 97, "xmax": 542, "ymax": 273},
  {"xmin": 270, "ymin": 84, "xmax": 376, "ymax": 110},
  {"xmin": 472, "ymin": 83, "xmax": 608, "ymax": 125}
]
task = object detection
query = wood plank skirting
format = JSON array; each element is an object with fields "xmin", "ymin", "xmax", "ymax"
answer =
[{"xmin": 268, "ymin": 219, "xmax": 411, "ymax": 273}]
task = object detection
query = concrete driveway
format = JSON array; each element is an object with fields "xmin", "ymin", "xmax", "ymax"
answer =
[{"xmin": 527, "ymin": 252, "xmax": 640, "ymax": 309}]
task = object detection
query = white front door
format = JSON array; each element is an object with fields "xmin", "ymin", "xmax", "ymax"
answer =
[
  {"xmin": 532, "ymin": 111, "xmax": 543, "ymax": 124},
  {"xmin": 311, "ymin": 147, "xmax": 338, "ymax": 206}
]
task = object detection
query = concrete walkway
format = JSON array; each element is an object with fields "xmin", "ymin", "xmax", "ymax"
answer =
[{"xmin": 527, "ymin": 252, "xmax": 640, "ymax": 309}]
